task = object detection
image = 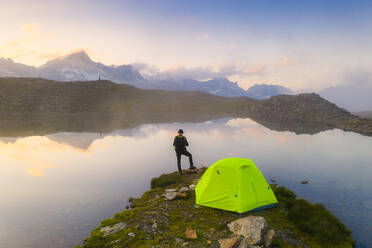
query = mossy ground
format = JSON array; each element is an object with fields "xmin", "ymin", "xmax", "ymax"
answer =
[{"xmin": 76, "ymin": 169, "xmax": 355, "ymax": 248}]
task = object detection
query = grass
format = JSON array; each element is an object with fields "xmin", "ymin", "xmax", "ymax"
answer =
[
  {"xmin": 287, "ymin": 199, "xmax": 353, "ymax": 245},
  {"xmin": 150, "ymin": 172, "xmax": 183, "ymax": 189},
  {"xmin": 76, "ymin": 169, "xmax": 355, "ymax": 248}
]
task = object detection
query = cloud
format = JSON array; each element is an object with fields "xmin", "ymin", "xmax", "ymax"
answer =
[
  {"xmin": 196, "ymin": 33, "xmax": 209, "ymax": 40},
  {"xmin": 132, "ymin": 62, "xmax": 159, "ymax": 76},
  {"xmin": 134, "ymin": 62, "xmax": 271, "ymax": 81},
  {"xmin": 0, "ymin": 23, "xmax": 55, "ymax": 63},
  {"xmin": 278, "ymin": 57, "xmax": 289, "ymax": 67},
  {"xmin": 21, "ymin": 23, "xmax": 40, "ymax": 33},
  {"xmin": 243, "ymin": 63, "xmax": 268, "ymax": 76},
  {"xmin": 229, "ymin": 43, "xmax": 238, "ymax": 49},
  {"xmin": 319, "ymin": 70, "xmax": 372, "ymax": 112},
  {"xmin": 278, "ymin": 56, "xmax": 314, "ymax": 67},
  {"xmin": 156, "ymin": 64, "xmax": 244, "ymax": 80}
]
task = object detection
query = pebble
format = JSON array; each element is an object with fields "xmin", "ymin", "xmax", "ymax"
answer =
[
  {"xmin": 185, "ymin": 228, "xmax": 197, "ymax": 239},
  {"xmin": 152, "ymin": 222, "xmax": 157, "ymax": 229},
  {"xmin": 175, "ymin": 238, "xmax": 184, "ymax": 243}
]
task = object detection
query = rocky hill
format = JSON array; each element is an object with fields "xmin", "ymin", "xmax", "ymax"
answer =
[{"xmin": 0, "ymin": 77, "xmax": 371, "ymax": 137}]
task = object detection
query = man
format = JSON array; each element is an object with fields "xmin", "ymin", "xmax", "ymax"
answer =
[{"xmin": 173, "ymin": 129, "xmax": 196, "ymax": 175}]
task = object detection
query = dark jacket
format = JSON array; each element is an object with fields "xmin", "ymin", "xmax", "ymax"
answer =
[{"xmin": 173, "ymin": 135, "xmax": 189, "ymax": 150}]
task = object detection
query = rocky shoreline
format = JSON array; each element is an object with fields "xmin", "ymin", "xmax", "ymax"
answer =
[{"xmin": 76, "ymin": 168, "xmax": 355, "ymax": 248}]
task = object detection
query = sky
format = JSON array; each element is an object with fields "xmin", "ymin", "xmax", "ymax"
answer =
[{"xmin": 0, "ymin": 0, "xmax": 372, "ymax": 91}]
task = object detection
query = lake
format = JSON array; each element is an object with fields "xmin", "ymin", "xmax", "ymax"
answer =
[{"xmin": 0, "ymin": 118, "xmax": 371, "ymax": 248}]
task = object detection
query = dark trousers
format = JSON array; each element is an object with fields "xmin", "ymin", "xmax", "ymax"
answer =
[{"xmin": 176, "ymin": 149, "xmax": 193, "ymax": 173}]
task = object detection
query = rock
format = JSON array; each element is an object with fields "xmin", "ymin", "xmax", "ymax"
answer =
[
  {"xmin": 128, "ymin": 232, "xmax": 135, "ymax": 237},
  {"xmin": 227, "ymin": 216, "xmax": 268, "ymax": 245},
  {"xmin": 165, "ymin": 192, "xmax": 178, "ymax": 200},
  {"xmin": 179, "ymin": 186, "xmax": 189, "ymax": 192},
  {"xmin": 264, "ymin": 229, "xmax": 275, "ymax": 247},
  {"xmin": 181, "ymin": 242, "xmax": 189, "ymax": 246},
  {"xmin": 176, "ymin": 192, "xmax": 187, "ymax": 198},
  {"xmin": 152, "ymin": 222, "xmax": 157, "ymax": 229},
  {"xmin": 270, "ymin": 179, "xmax": 276, "ymax": 182},
  {"xmin": 175, "ymin": 238, "xmax": 184, "ymax": 243},
  {"xmin": 189, "ymin": 184, "xmax": 196, "ymax": 190},
  {"xmin": 219, "ymin": 236, "xmax": 249, "ymax": 248},
  {"xmin": 185, "ymin": 228, "xmax": 197, "ymax": 239},
  {"xmin": 218, "ymin": 236, "xmax": 240, "ymax": 248},
  {"xmin": 165, "ymin": 188, "xmax": 177, "ymax": 193},
  {"xmin": 300, "ymin": 180, "xmax": 309, "ymax": 184},
  {"xmin": 237, "ymin": 237, "xmax": 249, "ymax": 248},
  {"xmin": 100, "ymin": 223, "xmax": 127, "ymax": 236}
]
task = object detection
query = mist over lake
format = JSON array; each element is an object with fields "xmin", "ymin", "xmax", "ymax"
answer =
[{"xmin": 1, "ymin": 118, "xmax": 371, "ymax": 248}]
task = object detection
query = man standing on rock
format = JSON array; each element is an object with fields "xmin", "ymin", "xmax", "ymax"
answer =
[{"xmin": 173, "ymin": 129, "xmax": 196, "ymax": 175}]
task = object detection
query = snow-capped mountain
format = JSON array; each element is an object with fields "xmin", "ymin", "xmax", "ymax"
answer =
[
  {"xmin": 38, "ymin": 50, "xmax": 148, "ymax": 87},
  {"xmin": 0, "ymin": 58, "xmax": 38, "ymax": 77},
  {"xmin": 0, "ymin": 50, "xmax": 293, "ymax": 99},
  {"xmin": 246, "ymin": 84, "xmax": 294, "ymax": 99},
  {"xmin": 147, "ymin": 77, "xmax": 247, "ymax": 97}
]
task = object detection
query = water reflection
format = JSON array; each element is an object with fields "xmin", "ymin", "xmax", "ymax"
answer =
[{"xmin": 0, "ymin": 118, "xmax": 371, "ymax": 247}]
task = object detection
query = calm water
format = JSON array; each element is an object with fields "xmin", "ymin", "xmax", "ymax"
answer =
[{"xmin": 1, "ymin": 118, "xmax": 371, "ymax": 248}]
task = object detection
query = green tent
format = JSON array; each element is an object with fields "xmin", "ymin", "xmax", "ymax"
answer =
[{"xmin": 195, "ymin": 158, "xmax": 278, "ymax": 213}]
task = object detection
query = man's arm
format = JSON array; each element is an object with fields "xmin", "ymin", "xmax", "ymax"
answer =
[
  {"xmin": 173, "ymin": 136, "xmax": 177, "ymax": 146},
  {"xmin": 184, "ymin": 137, "xmax": 189, "ymax": 146}
]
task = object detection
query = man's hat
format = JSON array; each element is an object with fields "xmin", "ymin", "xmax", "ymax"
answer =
[{"xmin": 178, "ymin": 129, "xmax": 184, "ymax": 134}]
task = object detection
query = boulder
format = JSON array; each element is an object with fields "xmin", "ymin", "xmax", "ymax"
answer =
[
  {"xmin": 218, "ymin": 236, "xmax": 240, "ymax": 248},
  {"xmin": 165, "ymin": 192, "xmax": 178, "ymax": 200},
  {"xmin": 264, "ymin": 229, "xmax": 275, "ymax": 247},
  {"xmin": 100, "ymin": 223, "xmax": 127, "ymax": 236},
  {"xmin": 218, "ymin": 236, "xmax": 249, "ymax": 248},
  {"xmin": 185, "ymin": 228, "xmax": 197, "ymax": 239},
  {"xmin": 165, "ymin": 188, "xmax": 177, "ymax": 193},
  {"xmin": 189, "ymin": 184, "xmax": 196, "ymax": 190},
  {"xmin": 237, "ymin": 238, "xmax": 249, "ymax": 248},
  {"xmin": 179, "ymin": 187, "xmax": 189, "ymax": 192},
  {"xmin": 227, "ymin": 216, "xmax": 267, "ymax": 245},
  {"xmin": 100, "ymin": 223, "xmax": 128, "ymax": 237}
]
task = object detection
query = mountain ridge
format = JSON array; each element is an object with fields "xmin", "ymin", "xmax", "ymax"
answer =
[{"xmin": 0, "ymin": 51, "xmax": 292, "ymax": 99}]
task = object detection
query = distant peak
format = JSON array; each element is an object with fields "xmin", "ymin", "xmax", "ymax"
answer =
[
  {"xmin": 39, "ymin": 49, "xmax": 93, "ymax": 68},
  {"xmin": 0, "ymin": 57, "xmax": 14, "ymax": 63},
  {"xmin": 62, "ymin": 49, "xmax": 91, "ymax": 60}
]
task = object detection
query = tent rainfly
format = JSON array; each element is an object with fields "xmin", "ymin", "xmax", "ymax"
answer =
[{"xmin": 195, "ymin": 158, "xmax": 278, "ymax": 213}]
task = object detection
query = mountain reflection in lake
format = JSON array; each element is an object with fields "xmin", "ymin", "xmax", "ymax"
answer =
[{"xmin": 0, "ymin": 118, "xmax": 371, "ymax": 248}]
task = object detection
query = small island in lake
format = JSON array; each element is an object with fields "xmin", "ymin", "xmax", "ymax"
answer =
[{"xmin": 76, "ymin": 168, "xmax": 355, "ymax": 248}]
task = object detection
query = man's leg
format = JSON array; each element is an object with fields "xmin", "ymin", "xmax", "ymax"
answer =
[
  {"xmin": 176, "ymin": 150, "xmax": 182, "ymax": 174},
  {"xmin": 182, "ymin": 150, "xmax": 195, "ymax": 169}
]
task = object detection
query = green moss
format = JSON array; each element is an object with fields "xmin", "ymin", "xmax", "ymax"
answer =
[{"xmin": 150, "ymin": 172, "xmax": 183, "ymax": 189}]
